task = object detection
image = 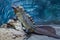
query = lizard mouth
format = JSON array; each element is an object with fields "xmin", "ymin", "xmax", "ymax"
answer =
[
  {"xmin": 12, "ymin": 6, "xmax": 19, "ymax": 13},
  {"xmin": 12, "ymin": 6, "xmax": 16, "ymax": 9}
]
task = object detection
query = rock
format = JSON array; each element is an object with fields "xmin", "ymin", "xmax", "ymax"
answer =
[{"xmin": 0, "ymin": 28, "xmax": 26, "ymax": 40}]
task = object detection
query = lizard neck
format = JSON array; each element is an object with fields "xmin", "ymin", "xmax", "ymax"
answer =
[{"xmin": 16, "ymin": 12, "xmax": 31, "ymax": 29}]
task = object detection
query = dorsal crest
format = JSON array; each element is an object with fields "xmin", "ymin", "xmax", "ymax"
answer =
[{"xmin": 26, "ymin": 14, "xmax": 35, "ymax": 25}]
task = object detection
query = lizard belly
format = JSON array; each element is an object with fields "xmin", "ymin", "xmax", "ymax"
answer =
[{"xmin": 17, "ymin": 14, "xmax": 31, "ymax": 29}]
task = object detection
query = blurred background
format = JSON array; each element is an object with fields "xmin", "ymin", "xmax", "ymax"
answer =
[{"xmin": 0, "ymin": 0, "xmax": 60, "ymax": 25}]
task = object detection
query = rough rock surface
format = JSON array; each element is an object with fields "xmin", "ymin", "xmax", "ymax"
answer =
[
  {"xmin": 0, "ymin": 25, "xmax": 60, "ymax": 40},
  {"xmin": 0, "ymin": 28, "xmax": 26, "ymax": 40}
]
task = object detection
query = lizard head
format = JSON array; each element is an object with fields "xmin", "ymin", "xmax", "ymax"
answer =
[{"xmin": 12, "ymin": 6, "xmax": 24, "ymax": 14}]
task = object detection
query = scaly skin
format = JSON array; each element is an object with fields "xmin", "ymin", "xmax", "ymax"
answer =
[
  {"xmin": 12, "ymin": 6, "xmax": 34, "ymax": 32},
  {"xmin": 12, "ymin": 6, "xmax": 60, "ymax": 39}
]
